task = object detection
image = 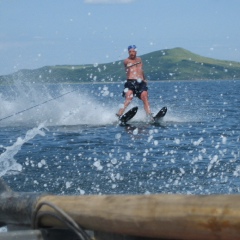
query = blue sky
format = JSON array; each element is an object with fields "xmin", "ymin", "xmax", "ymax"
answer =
[{"xmin": 0, "ymin": 0, "xmax": 239, "ymax": 75}]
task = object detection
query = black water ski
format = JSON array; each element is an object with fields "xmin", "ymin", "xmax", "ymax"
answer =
[
  {"xmin": 119, "ymin": 106, "xmax": 138, "ymax": 124},
  {"xmin": 153, "ymin": 106, "xmax": 167, "ymax": 122}
]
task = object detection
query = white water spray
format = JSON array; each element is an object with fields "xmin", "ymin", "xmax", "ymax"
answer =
[{"xmin": 0, "ymin": 122, "xmax": 47, "ymax": 177}]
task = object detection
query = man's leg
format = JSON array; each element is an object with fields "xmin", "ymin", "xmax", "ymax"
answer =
[
  {"xmin": 117, "ymin": 90, "xmax": 133, "ymax": 117},
  {"xmin": 140, "ymin": 91, "xmax": 151, "ymax": 115}
]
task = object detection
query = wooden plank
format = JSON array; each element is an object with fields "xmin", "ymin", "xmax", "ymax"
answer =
[
  {"xmin": 0, "ymin": 230, "xmax": 43, "ymax": 240},
  {"xmin": 37, "ymin": 194, "xmax": 240, "ymax": 240}
]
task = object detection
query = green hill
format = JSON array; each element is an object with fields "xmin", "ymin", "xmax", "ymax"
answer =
[
  {"xmin": 1, "ymin": 47, "xmax": 240, "ymax": 84},
  {"xmin": 141, "ymin": 48, "xmax": 240, "ymax": 80}
]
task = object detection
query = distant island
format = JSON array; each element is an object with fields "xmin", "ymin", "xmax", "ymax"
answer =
[{"xmin": 1, "ymin": 47, "xmax": 240, "ymax": 84}]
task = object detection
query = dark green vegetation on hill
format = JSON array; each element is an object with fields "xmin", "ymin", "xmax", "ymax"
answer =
[{"xmin": 1, "ymin": 48, "xmax": 240, "ymax": 84}]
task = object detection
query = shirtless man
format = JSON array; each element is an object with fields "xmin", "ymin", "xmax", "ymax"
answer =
[{"xmin": 117, "ymin": 45, "xmax": 152, "ymax": 119}]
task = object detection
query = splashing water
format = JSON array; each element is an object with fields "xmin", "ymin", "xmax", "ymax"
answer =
[
  {"xmin": 0, "ymin": 122, "xmax": 47, "ymax": 177},
  {"xmin": 0, "ymin": 79, "xmax": 201, "ymax": 128},
  {"xmin": 0, "ymin": 81, "xmax": 122, "ymax": 127},
  {"xmin": 1, "ymin": 80, "xmax": 239, "ymax": 195}
]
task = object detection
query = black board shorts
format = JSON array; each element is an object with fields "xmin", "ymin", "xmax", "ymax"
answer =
[{"xmin": 122, "ymin": 79, "xmax": 148, "ymax": 99}]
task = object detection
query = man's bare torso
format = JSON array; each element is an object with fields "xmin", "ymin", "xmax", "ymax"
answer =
[{"xmin": 124, "ymin": 57, "xmax": 144, "ymax": 80}]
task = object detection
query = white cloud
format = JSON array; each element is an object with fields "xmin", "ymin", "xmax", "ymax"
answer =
[{"xmin": 84, "ymin": 0, "xmax": 135, "ymax": 4}]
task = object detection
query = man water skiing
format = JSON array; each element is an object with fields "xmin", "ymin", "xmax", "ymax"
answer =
[{"xmin": 117, "ymin": 45, "xmax": 153, "ymax": 120}]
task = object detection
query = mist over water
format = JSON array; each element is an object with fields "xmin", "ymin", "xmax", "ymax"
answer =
[{"xmin": 0, "ymin": 79, "xmax": 239, "ymax": 195}]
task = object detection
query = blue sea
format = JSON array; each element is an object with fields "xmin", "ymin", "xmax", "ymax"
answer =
[{"xmin": 0, "ymin": 80, "xmax": 239, "ymax": 195}]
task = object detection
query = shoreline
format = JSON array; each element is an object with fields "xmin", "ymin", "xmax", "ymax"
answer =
[{"xmin": 0, "ymin": 78, "xmax": 240, "ymax": 86}]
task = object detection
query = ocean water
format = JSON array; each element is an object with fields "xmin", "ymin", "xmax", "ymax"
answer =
[{"xmin": 0, "ymin": 80, "xmax": 239, "ymax": 195}]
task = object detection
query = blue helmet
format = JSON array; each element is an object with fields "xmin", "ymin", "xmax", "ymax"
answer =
[{"xmin": 128, "ymin": 45, "xmax": 137, "ymax": 51}]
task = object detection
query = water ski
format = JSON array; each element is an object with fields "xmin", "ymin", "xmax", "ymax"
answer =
[
  {"xmin": 153, "ymin": 106, "xmax": 167, "ymax": 122},
  {"xmin": 119, "ymin": 106, "xmax": 138, "ymax": 124}
]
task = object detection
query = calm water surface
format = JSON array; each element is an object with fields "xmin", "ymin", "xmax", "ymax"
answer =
[{"xmin": 0, "ymin": 80, "xmax": 239, "ymax": 195}]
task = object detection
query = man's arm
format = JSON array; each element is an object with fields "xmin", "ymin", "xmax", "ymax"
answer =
[
  {"xmin": 140, "ymin": 59, "xmax": 147, "ymax": 84},
  {"xmin": 125, "ymin": 61, "xmax": 142, "ymax": 68},
  {"xmin": 143, "ymin": 70, "xmax": 147, "ymax": 82}
]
